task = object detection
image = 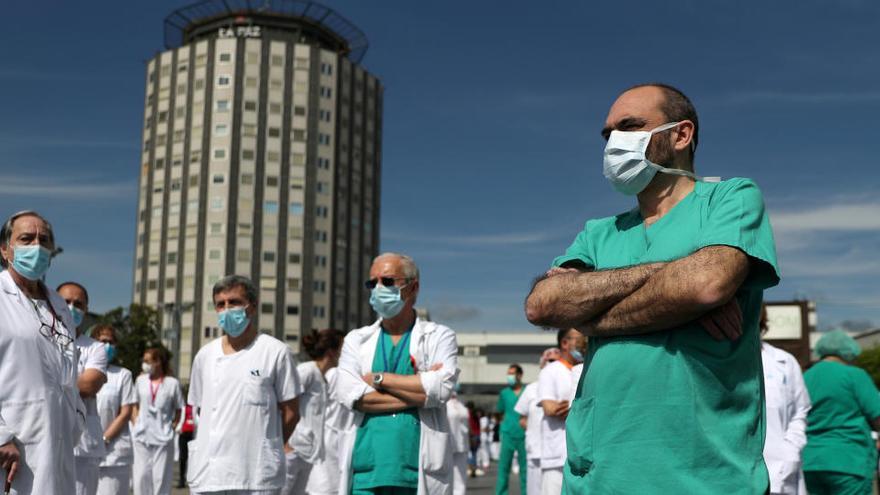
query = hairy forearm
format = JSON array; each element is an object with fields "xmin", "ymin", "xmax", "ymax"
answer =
[
  {"xmin": 383, "ymin": 387, "xmax": 427, "ymax": 407},
  {"xmin": 280, "ymin": 399, "xmax": 300, "ymax": 443},
  {"xmin": 78, "ymin": 369, "xmax": 107, "ymax": 398},
  {"xmin": 381, "ymin": 373, "xmax": 426, "ymax": 395},
  {"xmin": 355, "ymin": 391, "xmax": 412, "ymax": 413},
  {"xmin": 525, "ymin": 263, "xmax": 665, "ymax": 329},
  {"xmin": 103, "ymin": 405, "xmax": 132, "ymax": 440},
  {"xmin": 582, "ymin": 246, "xmax": 748, "ymax": 337}
]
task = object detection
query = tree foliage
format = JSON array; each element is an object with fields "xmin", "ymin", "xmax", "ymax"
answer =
[
  {"xmin": 854, "ymin": 345, "xmax": 880, "ymax": 388},
  {"xmin": 94, "ymin": 304, "xmax": 169, "ymax": 379}
]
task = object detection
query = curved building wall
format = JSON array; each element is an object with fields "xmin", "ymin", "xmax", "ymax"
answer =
[{"xmin": 133, "ymin": 24, "xmax": 382, "ymax": 380}]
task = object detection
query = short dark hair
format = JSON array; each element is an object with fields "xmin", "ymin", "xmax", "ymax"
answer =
[
  {"xmin": 508, "ymin": 364, "xmax": 523, "ymax": 375},
  {"xmin": 557, "ymin": 328, "xmax": 572, "ymax": 348},
  {"xmin": 627, "ymin": 82, "xmax": 699, "ymax": 159},
  {"xmin": 0, "ymin": 210, "xmax": 55, "ymax": 268},
  {"xmin": 56, "ymin": 281, "xmax": 90, "ymax": 304},
  {"xmin": 144, "ymin": 347, "xmax": 173, "ymax": 377},
  {"xmin": 302, "ymin": 328, "xmax": 345, "ymax": 360},
  {"xmin": 212, "ymin": 275, "xmax": 258, "ymax": 305}
]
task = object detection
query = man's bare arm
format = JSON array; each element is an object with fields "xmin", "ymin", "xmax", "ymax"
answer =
[
  {"xmin": 279, "ymin": 398, "xmax": 300, "ymax": 443},
  {"xmin": 78, "ymin": 369, "xmax": 107, "ymax": 398},
  {"xmin": 541, "ymin": 400, "xmax": 570, "ymax": 418},
  {"xmin": 581, "ymin": 246, "xmax": 749, "ymax": 337},
  {"xmin": 525, "ymin": 263, "xmax": 665, "ymax": 329},
  {"xmin": 355, "ymin": 392, "xmax": 412, "ymax": 413}
]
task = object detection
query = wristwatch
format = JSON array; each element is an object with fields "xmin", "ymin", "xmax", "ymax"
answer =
[{"xmin": 372, "ymin": 372, "xmax": 384, "ymax": 388}]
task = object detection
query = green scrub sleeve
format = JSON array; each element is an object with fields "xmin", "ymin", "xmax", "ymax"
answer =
[
  {"xmin": 697, "ymin": 178, "xmax": 780, "ymax": 291},
  {"xmin": 853, "ymin": 368, "xmax": 880, "ymax": 421},
  {"xmin": 552, "ymin": 221, "xmax": 596, "ymax": 269}
]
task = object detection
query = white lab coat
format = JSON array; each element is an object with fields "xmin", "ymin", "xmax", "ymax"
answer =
[
  {"xmin": 0, "ymin": 270, "xmax": 80, "ymax": 494},
  {"xmin": 334, "ymin": 317, "xmax": 459, "ymax": 495},
  {"xmin": 303, "ymin": 366, "xmax": 351, "ymax": 495},
  {"xmin": 761, "ymin": 343, "xmax": 811, "ymax": 495},
  {"xmin": 446, "ymin": 395, "xmax": 470, "ymax": 495}
]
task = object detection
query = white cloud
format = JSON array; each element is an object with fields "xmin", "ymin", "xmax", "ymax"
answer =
[
  {"xmin": 384, "ymin": 228, "xmax": 570, "ymax": 248},
  {"xmin": 771, "ymin": 201, "xmax": 880, "ymax": 233},
  {"xmin": 0, "ymin": 175, "xmax": 136, "ymax": 200}
]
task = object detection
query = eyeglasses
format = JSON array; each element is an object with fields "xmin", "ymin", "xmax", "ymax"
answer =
[
  {"xmin": 31, "ymin": 301, "xmax": 73, "ymax": 349},
  {"xmin": 364, "ymin": 277, "xmax": 409, "ymax": 290}
]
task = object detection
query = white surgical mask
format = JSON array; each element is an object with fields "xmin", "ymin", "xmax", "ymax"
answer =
[
  {"xmin": 603, "ymin": 121, "xmax": 699, "ymax": 195},
  {"xmin": 141, "ymin": 362, "xmax": 153, "ymax": 375}
]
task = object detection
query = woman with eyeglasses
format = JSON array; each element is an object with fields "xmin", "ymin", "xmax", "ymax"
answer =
[
  {"xmin": 0, "ymin": 210, "xmax": 80, "ymax": 494},
  {"xmin": 131, "ymin": 347, "xmax": 184, "ymax": 495}
]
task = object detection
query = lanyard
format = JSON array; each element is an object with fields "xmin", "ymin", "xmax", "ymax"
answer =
[
  {"xmin": 150, "ymin": 378, "xmax": 163, "ymax": 405},
  {"xmin": 380, "ymin": 326, "xmax": 413, "ymax": 373}
]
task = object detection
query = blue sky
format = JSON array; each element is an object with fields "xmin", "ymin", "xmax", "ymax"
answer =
[{"xmin": 1, "ymin": 0, "xmax": 878, "ymax": 332}]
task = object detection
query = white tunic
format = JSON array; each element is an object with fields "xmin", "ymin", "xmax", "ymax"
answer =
[
  {"xmin": 75, "ymin": 334, "xmax": 109, "ymax": 460},
  {"xmin": 761, "ymin": 343, "xmax": 811, "ymax": 495},
  {"xmin": 0, "ymin": 270, "xmax": 80, "ymax": 494},
  {"xmin": 514, "ymin": 382, "xmax": 543, "ymax": 461},
  {"xmin": 187, "ymin": 334, "xmax": 302, "ymax": 492},
  {"xmin": 334, "ymin": 317, "xmax": 460, "ymax": 495},
  {"xmin": 132, "ymin": 375, "xmax": 183, "ymax": 446},
  {"xmin": 537, "ymin": 361, "xmax": 573, "ymax": 469},
  {"xmin": 97, "ymin": 365, "xmax": 137, "ymax": 467}
]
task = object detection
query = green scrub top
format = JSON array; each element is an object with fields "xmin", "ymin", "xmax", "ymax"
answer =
[
  {"xmin": 496, "ymin": 386, "xmax": 525, "ymax": 440},
  {"xmin": 351, "ymin": 329, "xmax": 420, "ymax": 491},
  {"xmin": 553, "ymin": 178, "xmax": 780, "ymax": 494},
  {"xmin": 803, "ymin": 360, "xmax": 880, "ymax": 478}
]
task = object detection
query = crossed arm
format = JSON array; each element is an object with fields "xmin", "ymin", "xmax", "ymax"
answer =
[
  {"xmin": 526, "ymin": 245, "xmax": 750, "ymax": 338},
  {"xmin": 356, "ymin": 365, "xmax": 444, "ymax": 413}
]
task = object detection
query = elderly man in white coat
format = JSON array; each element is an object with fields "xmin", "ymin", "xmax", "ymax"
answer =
[
  {"xmin": 334, "ymin": 253, "xmax": 459, "ymax": 495},
  {"xmin": 760, "ymin": 308, "xmax": 811, "ymax": 495},
  {"xmin": 0, "ymin": 210, "xmax": 81, "ymax": 494}
]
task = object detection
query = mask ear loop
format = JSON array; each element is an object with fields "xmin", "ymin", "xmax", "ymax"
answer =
[{"xmin": 650, "ymin": 122, "xmax": 721, "ymax": 183}]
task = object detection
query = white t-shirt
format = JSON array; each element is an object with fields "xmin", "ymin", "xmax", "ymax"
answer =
[
  {"xmin": 514, "ymin": 382, "xmax": 543, "ymax": 461},
  {"xmin": 132, "ymin": 374, "xmax": 184, "ymax": 446},
  {"xmin": 97, "ymin": 365, "xmax": 137, "ymax": 466},
  {"xmin": 187, "ymin": 334, "xmax": 302, "ymax": 491},
  {"xmin": 74, "ymin": 334, "xmax": 108, "ymax": 458},
  {"xmin": 537, "ymin": 360, "xmax": 574, "ymax": 468}
]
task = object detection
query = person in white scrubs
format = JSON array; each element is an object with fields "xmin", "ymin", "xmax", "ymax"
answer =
[
  {"xmin": 132, "ymin": 346, "xmax": 184, "ymax": 495},
  {"xmin": 283, "ymin": 328, "xmax": 345, "ymax": 494},
  {"xmin": 514, "ymin": 347, "xmax": 560, "ymax": 495},
  {"xmin": 0, "ymin": 210, "xmax": 80, "ymax": 494},
  {"xmin": 760, "ymin": 308, "xmax": 811, "ymax": 495},
  {"xmin": 537, "ymin": 328, "xmax": 584, "ymax": 495},
  {"xmin": 187, "ymin": 275, "xmax": 302, "ymax": 495},
  {"xmin": 93, "ymin": 324, "xmax": 137, "ymax": 495},
  {"xmin": 58, "ymin": 281, "xmax": 109, "ymax": 495},
  {"xmin": 446, "ymin": 385, "xmax": 471, "ymax": 495}
]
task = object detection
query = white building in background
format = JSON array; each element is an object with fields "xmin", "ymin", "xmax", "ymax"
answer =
[
  {"xmin": 457, "ymin": 332, "xmax": 558, "ymax": 393},
  {"xmin": 133, "ymin": 0, "xmax": 383, "ymax": 380}
]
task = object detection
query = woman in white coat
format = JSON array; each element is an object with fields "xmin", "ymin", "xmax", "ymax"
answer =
[
  {"xmin": 284, "ymin": 328, "xmax": 346, "ymax": 494},
  {"xmin": 446, "ymin": 386, "xmax": 471, "ymax": 495},
  {"xmin": 132, "ymin": 347, "xmax": 183, "ymax": 495},
  {"xmin": 0, "ymin": 211, "xmax": 80, "ymax": 494},
  {"xmin": 93, "ymin": 325, "xmax": 137, "ymax": 495}
]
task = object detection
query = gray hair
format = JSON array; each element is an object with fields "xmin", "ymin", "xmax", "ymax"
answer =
[
  {"xmin": 373, "ymin": 252, "xmax": 419, "ymax": 281},
  {"xmin": 212, "ymin": 275, "xmax": 258, "ymax": 305},
  {"xmin": 0, "ymin": 210, "xmax": 55, "ymax": 268}
]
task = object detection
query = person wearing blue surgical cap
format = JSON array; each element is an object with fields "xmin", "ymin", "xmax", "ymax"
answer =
[{"xmin": 803, "ymin": 330, "xmax": 880, "ymax": 495}]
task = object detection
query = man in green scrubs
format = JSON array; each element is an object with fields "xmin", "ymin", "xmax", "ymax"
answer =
[
  {"xmin": 525, "ymin": 83, "xmax": 780, "ymax": 493},
  {"xmin": 803, "ymin": 330, "xmax": 880, "ymax": 495},
  {"xmin": 495, "ymin": 364, "xmax": 527, "ymax": 495}
]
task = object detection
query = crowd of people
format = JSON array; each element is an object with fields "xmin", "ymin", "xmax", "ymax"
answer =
[{"xmin": 2, "ymin": 81, "xmax": 880, "ymax": 495}]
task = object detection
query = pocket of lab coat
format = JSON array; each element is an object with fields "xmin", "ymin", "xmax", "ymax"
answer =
[
  {"xmin": 258, "ymin": 437, "xmax": 285, "ymax": 483},
  {"xmin": 565, "ymin": 397, "xmax": 595, "ymax": 476},
  {"xmin": 80, "ymin": 414, "xmax": 105, "ymax": 453},
  {"xmin": 244, "ymin": 376, "xmax": 272, "ymax": 407},
  {"xmin": 0, "ymin": 399, "xmax": 46, "ymax": 445},
  {"xmin": 186, "ymin": 440, "xmax": 208, "ymax": 486},
  {"xmin": 421, "ymin": 427, "xmax": 451, "ymax": 473}
]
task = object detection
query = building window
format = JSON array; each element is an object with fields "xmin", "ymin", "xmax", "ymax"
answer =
[
  {"xmin": 212, "ymin": 174, "xmax": 225, "ymax": 184},
  {"xmin": 216, "ymin": 100, "xmax": 230, "ymax": 112},
  {"xmin": 213, "ymin": 148, "xmax": 227, "ymax": 159},
  {"xmin": 266, "ymin": 151, "xmax": 280, "ymax": 162},
  {"xmin": 244, "ymin": 101, "xmax": 257, "ymax": 111},
  {"xmin": 263, "ymin": 251, "xmax": 275, "ymax": 262},
  {"xmin": 266, "ymin": 176, "xmax": 278, "ymax": 187},
  {"xmin": 287, "ymin": 278, "xmax": 300, "ymax": 291},
  {"xmin": 292, "ymin": 130, "xmax": 306, "ymax": 142},
  {"xmin": 245, "ymin": 76, "xmax": 258, "ymax": 88},
  {"xmin": 320, "ymin": 62, "xmax": 333, "ymax": 75},
  {"xmin": 320, "ymin": 86, "xmax": 332, "ymax": 98},
  {"xmin": 218, "ymin": 52, "xmax": 232, "ymax": 63},
  {"xmin": 288, "ymin": 253, "xmax": 301, "ymax": 264},
  {"xmin": 294, "ymin": 106, "xmax": 306, "ymax": 116},
  {"xmin": 289, "ymin": 202, "xmax": 303, "ymax": 215},
  {"xmin": 208, "ymin": 249, "xmax": 222, "ymax": 260},
  {"xmin": 242, "ymin": 149, "xmax": 255, "ymax": 160},
  {"xmin": 264, "ymin": 201, "xmax": 279, "ymax": 214},
  {"xmin": 210, "ymin": 197, "xmax": 224, "ymax": 210},
  {"xmin": 261, "ymin": 303, "xmax": 274, "ymax": 314},
  {"xmin": 188, "ymin": 174, "xmax": 199, "ymax": 188},
  {"xmin": 268, "ymin": 127, "xmax": 280, "ymax": 138},
  {"xmin": 210, "ymin": 223, "xmax": 223, "ymax": 234},
  {"xmin": 214, "ymin": 124, "xmax": 229, "ymax": 136},
  {"xmin": 165, "ymin": 278, "xmax": 176, "ymax": 289},
  {"xmin": 271, "ymin": 54, "xmax": 284, "ymax": 66},
  {"xmin": 170, "ymin": 180, "xmax": 181, "ymax": 191},
  {"xmin": 243, "ymin": 124, "xmax": 257, "ymax": 137},
  {"xmin": 194, "ymin": 78, "xmax": 205, "ymax": 90},
  {"xmin": 167, "ymin": 252, "xmax": 178, "ymax": 264},
  {"xmin": 148, "ymin": 280, "xmax": 158, "ymax": 290},
  {"xmin": 241, "ymin": 173, "xmax": 254, "ymax": 185},
  {"xmin": 237, "ymin": 249, "xmax": 250, "ymax": 262},
  {"xmin": 217, "ymin": 75, "xmax": 231, "ymax": 87},
  {"xmin": 269, "ymin": 103, "xmax": 281, "ymax": 115},
  {"xmin": 286, "ymin": 305, "xmax": 299, "ymax": 315}
]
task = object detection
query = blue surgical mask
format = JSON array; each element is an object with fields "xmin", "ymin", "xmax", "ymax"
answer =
[
  {"xmin": 12, "ymin": 244, "xmax": 52, "ymax": 281},
  {"xmin": 370, "ymin": 285, "xmax": 406, "ymax": 319},
  {"xmin": 68, "ymin": 305, "xmax": 85, "ymax": 328},
  {"xmin": 218, "ymin": 306, "xmax": 250, "ymax": 337},
  {"xmin": 603, "ymin": 122, "xmax": 698, "ymax": 195},
  {"xmin": 505, "ymin": 375, "xmax": 517, "ymax": 387},
  {"xmin": 105, "ymin": 343, "xmax": 117, "ymax": 362},
  {"xmin": 571, "ymin": 350, "xmax": 585, "ymax": 364}
]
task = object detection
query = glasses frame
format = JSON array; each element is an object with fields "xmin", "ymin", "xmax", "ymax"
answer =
[
  {"xmin": 364, "ymin": 277, "xmax": 410, "ymax": 290},
  {"xmin": 32, "ymin": 301, "xmax": 74, "ymax": 349}
]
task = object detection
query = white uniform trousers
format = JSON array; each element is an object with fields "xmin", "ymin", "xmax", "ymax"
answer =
[
  {"xmin": 452, "ymin": 452, "xmax": 469, "ymax": 495},
  {"xmin": 75, "ymin": 457, "xmax": 100, "ymax": 495},
  {"xmin": 527, "ymin": 458, "xmax": 542, "ymax": 495},
  {"xmin": 540, "ymin": 467, "xmax": 563, "ymax": 495},
  {"xmin": 133, "ymin": 440, "xmax": 174, "ymax": 495},
  {"xmin": 97, "ymin": 465, "xmax": 132, "ymax": 495}
]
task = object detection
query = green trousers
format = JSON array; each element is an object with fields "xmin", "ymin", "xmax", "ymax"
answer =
[
  {"xmin": 351, "ymin": 487, "xmax": 417, "ymax": 495},
  {"xmin": 804, "ymin": 470, "xmax": 873, "ymax": 495},
  {"xmin": 495, "ymin": 432, "xmax": 527, "ymax": 495}
]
